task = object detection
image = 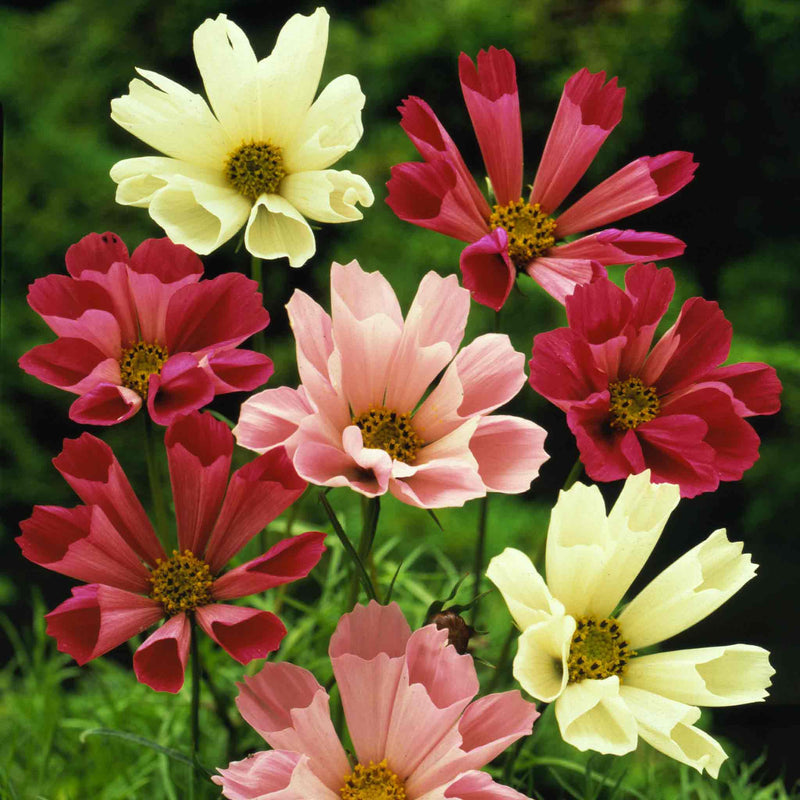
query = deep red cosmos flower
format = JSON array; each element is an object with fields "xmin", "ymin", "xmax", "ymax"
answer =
[
  {"xmin": 17, "ymin": 411, "xmax": 325, "ymax": 692},
  {"xmin": 528, "ymin": 263, "xmax": 782, "ymax": 497},
  {"xmin": 387, "ymin": 49, "xmax": 697, "ymax": 310},
  {"xmin": 19, "ymin": 232, "xmax": 273, "ymax": 425}
]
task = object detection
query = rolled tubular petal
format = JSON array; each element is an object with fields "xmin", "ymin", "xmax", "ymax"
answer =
[
  {"xmin": 619, "ymin": 529, "xmax": 757, "ymax": 649},
  {"xmin": 244, "ymin": 194, "xmax": 316, "ymax": 267},
  {"xmin": 46, "ymin": 584, "xmax": 162, "ymax": 666},
  {"xmin": 458, "ymin": 48, "xmax": 523, "ymax": 206},
  {"xmin": 625, "ymin": 645, "xmax": 774, "ymax": 707},
  {"xmin": 53, "ymin": 433, "xmax": 164, "ymax": 565},
  {"xmin": 195, "ymin": 604, "xmax": 286, "ymax": 664},
  {"xmin": 204, "ymin": 447, "xmax": 306, "ymax": 571},
  {"xmin": 133, "ymin": 613, "xmax": 191, "ymax": 693},
  {"xmin": 147, "ymin": 352, "xmax": 215, "ymax": 426},
  {"xmin": 531, "ymin": 68, "xmax": 625, "ymax": 214},
  {"xmin": 236, "ymin": 662, "xmax": 349, "ymax": 789},
  {"xmin": 213, "ymin": 530, "xmax": 327, "ymax": 600},
  {"xmin": 203, "ymin": 349, "xmax": 274, "ymax": 394},
  {"xmin": 459, "ymin": 229, "xmax": 516, "ymax": 311},
  {"xmin": 555, "ymin": 677, "xmax": 638, "ymax": 755},
  {"xmin": 69, "ymin": 383, "xmax": 142, "ymax": 426},
  {"xmin": 551, "ymin": 229, "xmax": 686, "ymax": 266},
  {"xmin": 514, "ymin": 614, "xmax": 574, "ymax": 703},
  {"xmin": 555, "ymin": 151, "xmax": 698, "ymax": 236},
  {"xmin": 165, "ymin": 411, "xmax": 232, "ymax": 555},
  {"xmin": 281, "ymin": 170, "xmax": 374, "ymax": 223}
]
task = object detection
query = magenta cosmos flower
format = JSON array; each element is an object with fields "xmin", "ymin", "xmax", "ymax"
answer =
[
  {"xmin": 215, "ymin": 601, "xmax": 538, "ymax": 800},
  {"xmin": 387, "ymin": 49, "xmax": 697, "ymax": 310},
  {"xmin": 235, "ymin": 260, "xmax": 548, "ymax": 508},
  {"xmin": 17, "ymin": 411, "xmax": 325, "ymax": 692},
  {"xmin": 19, "ymin": 231, "xmax": 273, "ymax": 425},
  {"xmin": 528, "ymin": 263, "xmax": 782, "ymax": 497}
]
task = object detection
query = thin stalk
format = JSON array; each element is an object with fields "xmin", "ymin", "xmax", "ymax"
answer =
[
  {"xmin": 201, "ymin": 667, "xmax": 238, "ymax": 764},
  {"xmin": 189, "ymin": 620, "xmax": 200, "ymax": 800},
  {"xmin": 346, "ymin": 496, "xmax": 381, "ymax": 610},
  {"xmin": 470, "ymin": 494, "xmax": 490, "ymax": 626},
  {"xmin": 562, "ymin": 457, "xmax": 584, "ymax": 491},
  {"xmin": 250, "ymin": 254, "xmax": 267, "ymax": 353},
  {"xmin": 318, "ymin": 491, "xmax": 377, "ymax": 602},
  {"xmin": 143, "ymin": 415, "xmax": 170, "ymax": 548},
  {"xmin": 485, "ymin": 623, "xmax": 516, "ymax": 694}
]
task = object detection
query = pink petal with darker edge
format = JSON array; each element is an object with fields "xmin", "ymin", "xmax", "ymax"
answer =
[
  {"xmin": 195, "ymin": 604, "xmax": 286, "ymax": 664},
  {"xmin": 203, "ymin": 349, "xmax": 274, "ymax": 394},
  {"xmin": 459, "ymin": 229, "xmax": 516, "ymax": 311},
  {"xmin": 551, "ymin": 229, "xmax": 685, "ymax": 266},
  {"xmin": 133, "ymin": 613, "xmax": 191, "ymax": 693},
  {"xmin": 65, "ymin": 232, "xmax": 129, "ymax": 278},
  {"xmin": 147, "ymin": 352, "xmax": 214, "ymax": 426},
  {"xmin": 69, "ymin": 383, "xmax": 141, "ymax": 426}
]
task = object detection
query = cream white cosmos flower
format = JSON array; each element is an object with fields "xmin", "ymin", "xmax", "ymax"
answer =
[
  {"xmin": 110, "ymin": 8, "xmax": 373, "ymax": 266},
  {"xmin": 487, "ymin": 471, "xmax": 774, "ymax": 777}
]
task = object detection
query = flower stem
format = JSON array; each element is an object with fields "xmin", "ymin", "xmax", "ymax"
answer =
[
  {"xmin": 470, "ymin": 494, "xmax": 490, "ymax": 626},
  {"xmin": 318, "ymin": 491, "xmax": 378, "ymax": 603},
  {"xmin": 485, "ymin": 622, "xmax": 516, "ymax": 694},
  {"xmin": 143, "ymin": 415, "xmax": 170, "ymax": 548},
  {"xmin": 250, "ymin": 254, "xmax": 267, "ymax": 354},
  {"xmin": 562, "ymin": 456, "xmax": 584, "ymax": 491},
  {"xmin": 347, "ymin": 497, "xmax": 380, "ymax": 610},
  {"xmin": 189, "ymin": 619, "xmax": 201, "ymax": 800}
]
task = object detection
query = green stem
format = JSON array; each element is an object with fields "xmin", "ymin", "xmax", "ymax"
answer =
[
  {"xmin": 318, "ymin": 491, "xmax": 377, "ymax": 602},
  {"xmin": 470, "ymin": 495, "xmax": 490, "ymax": 626},
  {"xmin": 143, "ymin": 415, "xmax": 170, "ymax": 548},
  {"xmin": 189, "ymin": 620, "xmax": 200, "ymax": 800},
  {"xmin": 347, "ymin": 497, "xmax": 381, "ymax": 609},
  {"xmin": 485, "ymin": 623, "xmax": 516, "ymax": 694},
  {"xmin": 201, "ymin": 666, "xmax": 237, "ymax": 764},
  {"xmin": 250, "ymin": 254, "xmax": 267, "ymax": 354},
  {"xmin": 562, "ymin": 456, "xmax": 584, "ymax": 491}
]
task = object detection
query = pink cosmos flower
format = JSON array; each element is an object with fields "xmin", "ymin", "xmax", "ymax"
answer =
[
  {"xmin": 215, "ymin": 600, "xmax": 538, "ymax": 800},
  {"xmin": 528, "ymin": 262, "xmax": 782, "ymax": 497},
  {"xmin": 19, "ymin": 231, "xmax": 273, "ymax": 426},
  {"xmin": 16, "ymin": 411, "xmax": 325, "ymax": 692},
  {"xmin": 387, "ymin": 49, "xmax": 697, "ymax": 310},
  {"xmin": 234, "ymin": 260, "xmax": 548, "ymax": 508}
]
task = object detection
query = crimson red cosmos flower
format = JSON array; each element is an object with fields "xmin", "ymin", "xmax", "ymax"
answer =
[
  {"xmin": 528, "ymin": 263, "xmax": 782, "ymax": 497},
  {"xmin": 19, "ymin": 232, "xmax": 273, "ymax": 426},
  {"xmin": 387, "ymin": 49, "xmax": 697, "ymax": 310},
  {"xmin": 17, "ymin": 412, "xmax": 325, "ymax": 692}
]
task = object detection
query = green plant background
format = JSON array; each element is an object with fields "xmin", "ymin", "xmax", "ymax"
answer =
[{"xmin": 1, "ymin": 0, "xmax": 799, "ymax": 797}]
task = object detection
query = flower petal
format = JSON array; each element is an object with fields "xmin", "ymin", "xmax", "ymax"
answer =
[
  {"xmin": 65, "ymin": 231, "xmax": 130, "ymax": 279},
  {"xmin": 514, "ymin": 614, "xmax": 574, "ymax": 703},
  {"xmin": 19, "ymin": 338, "xmax": 119, "ymax": 394},
  {"xmin": 459, "ymin": 229, "xmax": 516, "ymax": 311},
  {"xmin": 68, "ymin": 383, "xmax": 142, "ymax": 426},
  {"xmin": 244, "ymin": 194, "xmax": 316, "ymax": 266},
  {"xmin": 133, "ymin": 613, "xmax": 191, "ymax": 693},
  {"xmin": 703, "ymin": 362, "xmax": 782, "ymax": 418},
  {"xmin": 281, "ymin": 170, "xmax": 373, "ymax": 223},
  {"xmin": 235, "ymin": 386, "xmax": 315, "ymax": 454},
  {"xmin": 213, "ymin": 750, "xmax": 302, "ymax": 800},
  {"xmin": 195, "ymin": 604, "xmax": 286, "ymax": 664},
  {"xmin": 444, "ymin": 770, "xmax": 530, "ymax": 800},
  {"xmin": 551, "ymin": 229, "xmax": 686, "ymax": 266},
  {"xmin": 147, "ymin": 352, "xmax": 215, "ymax": 426},
  {"xmin": 524, "ymin": 256, "xmax": 605, "ymax": 305},
  {"xmin": 619, "ymin": 529, "xmax": 757, "ymax": 649},
  {"xmin": 202, "ymin": 349, "xmax": 274, "ymax": 394}
]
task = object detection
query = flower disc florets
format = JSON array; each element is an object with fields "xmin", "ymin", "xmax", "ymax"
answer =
[
  {"xmin": 149, "ymin": 550, "xmax": 214, "ymax": 616},
  {"xmin": 489, "ymin": 198, "xmax": 557, "ymax": 268},
  {"xmin": 608, "ymin": 377, "xmax": 661, "ymax": 430},
  {"xmin": 224, "ymin": 141, "xmax": 286, "ymax": 201},
  {"xmin": 567, "ymin": 616, "xmax": 635, "ymax": 683},
  {"xmin": 353, "ymin": 406, "xmax": 423, "ymax": 464},
  {"xmin": 340, "ymin": 759, "xmax": 406, "ymax": 800},
  {"xmin": 119, "ymin": 341, "xmax": 169, "ymax": 399}
]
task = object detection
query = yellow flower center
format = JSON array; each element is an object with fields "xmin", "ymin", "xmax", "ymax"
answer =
[
  {"xmin": 489, "ymin": 198, "xmax": 557, "ymax": 268},
  {"xmin": 340, "ymin": 760, "xmax": 406, "ymax": 800},
  {"xmin": 567, "ymin": 616, "xmax": 635, "ymax": 683},
  {"xmin": 224, "ymin": 141, "xmax": 286, "ymax": 201},
  {"xmin": 119, "ymin": 341, "xmax": 169, "ymax": 399},
  {"xmin": 608, "ymin": 377, "xmax": 661, "ymax": 430},
  {"xmin": 149, "ymin": 550, "xmax": 214, "ymax": 616},
  {"xmin": 352, "ymin": 406, "xmax": 424, "ymax": 464}
]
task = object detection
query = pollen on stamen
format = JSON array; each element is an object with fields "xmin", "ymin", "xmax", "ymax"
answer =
[
  {"xmin": 340, "ymin": 759, "xmax": 406, "ymax": 800},
  {"xmin": 149, "ymin": 550, "xmax": 214, "ymax": 616},
  {"xmin": 352, "ymin": 406, "xmax": 423, "ymax": 464},
  {"xmin": 224, "ymin": 141, "xmax": 286, "ymax": 201},
  {"xmin": 489, "ymin": 198, "xmax": 557, "ymax": 269},
  {"xmin": 119, "ymin": 341, "xmax": 169, "ymax": 399},
  {"xmin": 608, "ymin": 377, "xmax": 661, "ymax": 430},
  {"xmin": 567, "ymin": 615, "xmax": 635, "ymax": 683}
]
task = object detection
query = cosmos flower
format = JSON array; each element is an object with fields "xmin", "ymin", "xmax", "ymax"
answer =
[
  {"xmin": 215, "ymin": 600, "xmax": 537, "ymax": 799},
  {"xmin": 487, "ymin": 472, "xmax": 774, "ymax": 776},
  {"xmin": 235, "ymin": 260, "xmax": 548, "ymax": 508},
  {"xmin": 110, "ymin": 8, "xmax": 373, "ymax": 266},
  {"xmin": 528, "ymin": 262, "xmax": 782, "ymax": 497},
  {"xmin": 19, "ymin": 231, "xmax": 273, "ymax": 426},
  {"xmin": 17, "ymin": 412, "xmax": 324, "ymax": 692},
  {"xmin": 387, "ymin": 49, "xmax": 696, "ymax": 309}
]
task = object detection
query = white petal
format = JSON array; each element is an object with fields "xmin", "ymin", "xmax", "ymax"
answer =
[
  {"xmin": 624, "ymin": 645, "xmax": 774, "ymax": 707},
  {"xmin": 253, "ymin": 8, "xmax": 329, "ymax": 147},
  {"xmin": 555, "ymin": 677, "xmax": 638, "ymax": 755},
  {"xmin": 620, "ymin": 685, "xmax": 727, "ymax": 777},
  {"xmin": 514, "ymin": 614, "xmax": 574, "ymax": 703},
  {"xmin": 285, "ymin": 74, "xmax": 366, "ymax": 172},
  {"xmin": 590, "ymin": 471, "xmax": 680, "ymax": 618},
  {"xmin": 192, "ymin": 14, "xmax": 258, "ymax": 139},
  {"xmin": 486, "ymin": 548, "xmax": 565, "ymax": 631},
  {"xmin": 281, "ymin": 170, "xmax": 374, "ymax": 224},
  {"xmin": 618, "ymin": 529, "xmax": 757, "ymax": 649},
  {"xmin": 545, "ymin": 482, "xmax": 610, "ymax": 618},
  {"xmin": 110, "ymin": 69, "xmax": 231, "ymax": 169},
  {"xmin": 244, "ymin": 194, "xmax": 316, "ymax": 266}
]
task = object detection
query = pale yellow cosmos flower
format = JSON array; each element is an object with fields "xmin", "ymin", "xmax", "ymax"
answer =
[
  {"xmin": 487, "ymin": 471, "xmax": 774, "ymax": 777},
  {"xmin": 110, "ymin": 8, "xmax": 373, "ymax": 266}
]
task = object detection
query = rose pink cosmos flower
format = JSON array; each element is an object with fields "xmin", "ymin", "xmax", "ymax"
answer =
[
  {"xmin": 234, "ymin": 260, "xmax": 549, "ymax": 508},
  {"xmin": 386, "ymin": 49, "xmax": 697, "ymax": 310},
  {"xmin": 215, "ymin": 600, "xmax": 538, "ymax": 800},
  {"xmin": 19, "ymin": 231, "xmax": 273, "ymax": 426},
  {"xmin": 528, "ymin": 262, "xmax": 782, "ymax": 497},
  {"xmin": 16, "ymin": 411, "xmax": 325, "ymax": 692}
]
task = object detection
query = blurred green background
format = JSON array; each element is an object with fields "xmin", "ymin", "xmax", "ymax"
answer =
[{"xmin": 2, "ymin": 0, "xmax": 799, "ymax": 796}]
